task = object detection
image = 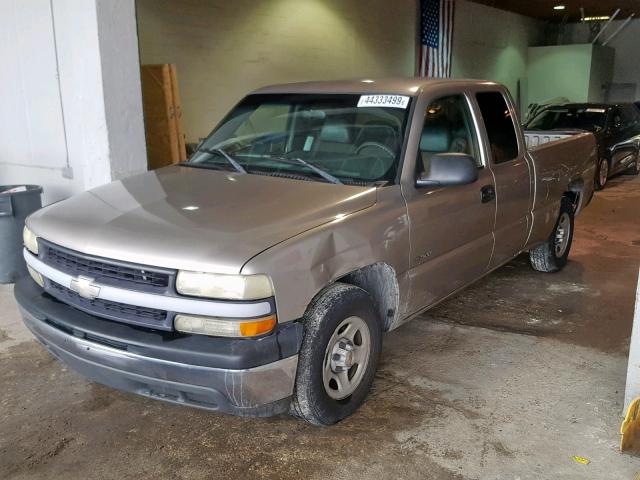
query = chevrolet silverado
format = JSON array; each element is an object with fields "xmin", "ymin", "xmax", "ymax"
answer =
[{"xmin": 16, "ymin": 78, "xmax": 596, "ymax": 425}]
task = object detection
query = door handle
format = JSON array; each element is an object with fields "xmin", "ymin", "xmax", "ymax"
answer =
[{"xmin": 481, "ymin": 185, "xmax": 495, "ymax": 203}]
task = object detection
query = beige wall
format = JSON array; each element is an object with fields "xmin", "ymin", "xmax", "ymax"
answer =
[
  {"xmin": 136, "ymin": 0, "xmax": 417, "ymax": 143},
  {"xmin": 526, "ymin": 44, "xmax": 593, "ymax": 106},
  {"xmin": 451, "ymin": 0, "xmax": 544, "ymax": 112},
  {"xmin": 526, "ymin": 44, "xmax": 615, "ymax": 107},
  {"xmin": 566, "ymin": 19, "xmax": 640, "ymax": 101}
]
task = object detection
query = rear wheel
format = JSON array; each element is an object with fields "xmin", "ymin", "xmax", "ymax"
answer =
[
  {"xmin": 595, "ymin": 158, "xmax": 609, "ymax": 190},
  {"xmin": 529, "ymin": 198, "xmax": 574, "ymax": 273},
  {"xmin": 291, "ymin": 283, "xmax": 382, "ymax": 425}
]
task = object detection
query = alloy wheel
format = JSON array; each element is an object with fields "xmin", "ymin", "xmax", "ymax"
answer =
[{"xmin": 554, "ymin": 212, "xmax": 571, "ymax": 257}]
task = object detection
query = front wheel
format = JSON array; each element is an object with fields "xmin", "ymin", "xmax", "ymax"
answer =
[
  {"xmin": 291, "ymin": 283, "xmax": 382, "ymax": 425},
  {"xmin": 594, "ymin": 158, "xmax": 609, "ymax": 190},
  {"xmin": 529, "ymin": 198, "xmax": 574, "ymax": 273}
]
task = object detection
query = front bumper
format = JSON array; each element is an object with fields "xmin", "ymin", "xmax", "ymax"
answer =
[{"xmin": 15, "ymin": 278, "xmax": 302, "ymax": 416}]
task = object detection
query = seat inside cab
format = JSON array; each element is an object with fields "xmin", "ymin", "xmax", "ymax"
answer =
[{"xmin": 418, "ymin": 96, "xmax": 477, "ymax": 174}]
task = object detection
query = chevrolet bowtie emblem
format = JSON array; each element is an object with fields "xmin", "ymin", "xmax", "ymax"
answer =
[{"xmin": 69, "ymin": 276, "xmax": 101, "ymax": 300}]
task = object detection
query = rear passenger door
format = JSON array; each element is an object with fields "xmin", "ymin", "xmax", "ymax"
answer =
[
  {"xmin": 404, "ymin": 94, "xmax": 496, "ymax": 313},
  {"xmin": 475, "ymin": 91, "xmax": 532, "ymax": 268}
]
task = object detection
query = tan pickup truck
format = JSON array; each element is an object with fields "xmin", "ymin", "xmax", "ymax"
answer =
[{"xmin": 16, "ymin": 78, "xmax": 596, "ymax": 425}]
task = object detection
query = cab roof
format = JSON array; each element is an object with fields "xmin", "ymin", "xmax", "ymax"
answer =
[{"xmin": 252, "ymin": 77, "xmax": 499, "ymax": 96}]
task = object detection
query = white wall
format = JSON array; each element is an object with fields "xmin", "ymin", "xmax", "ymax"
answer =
[
  {"xmin": 136, "ymin": 0, "xmax": 418, "ymax": 143},
  {"xmin": 0, "ymin": 0, "xmax": 147, "ymax": 204},
  {"xmin": 450, "ymin": 0, "xmax": 545, "ymax": 112},
  {"xmin": 566, "ymin": 19, "xmax": 640, "ymax": 101}
]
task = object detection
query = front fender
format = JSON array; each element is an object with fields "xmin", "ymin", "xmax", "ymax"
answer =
[{"xmin": 240, "ymin": 186, "xmax": 410, "ymax": 323}]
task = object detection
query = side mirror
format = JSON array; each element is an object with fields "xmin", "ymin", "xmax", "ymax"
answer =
[{"xmin": 416, "ymin": 153, "xmax": 478, "ymax": 187}]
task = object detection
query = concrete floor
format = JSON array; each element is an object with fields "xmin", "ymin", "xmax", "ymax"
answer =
[{"xmin": 1, "ymin": 175, "xmax": 639, "ymax": 480}]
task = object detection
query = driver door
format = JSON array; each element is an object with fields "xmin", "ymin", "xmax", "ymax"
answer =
[{"xmin": 405, "ymin": 94, "xmax": 496, "ymax": 314}]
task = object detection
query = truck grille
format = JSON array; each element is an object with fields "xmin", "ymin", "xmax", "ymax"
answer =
[
  {"xmin": 41, "ymin": 241, "xmax": 171, "ymax": 292},
  {"xmin": 48, "ymin": 281, "xmax": 168, "ymax": 325}
]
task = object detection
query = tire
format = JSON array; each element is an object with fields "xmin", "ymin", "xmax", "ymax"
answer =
[
  {"xmin": 529, "ymin": 197, "xmax": 574, "ymax": 273},
  {"xmin": 290, "ymin": 283, "xmax": 382, "ymax": 425},
  {"xmin": 594, "ymin": 158, "xmax": 609, "ymax": 190},
  {"xmin": 626, "ymin": 153, "xmax": 640, "ymax": 176}
]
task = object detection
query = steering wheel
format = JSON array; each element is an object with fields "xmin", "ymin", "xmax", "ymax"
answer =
[
  {"xmin": 355, "ymin": 141, "xmax": 395, "ymax": 158},
  {"xmin": 354, "ymin": 142, "xmax": 396, "ymax": 178}
]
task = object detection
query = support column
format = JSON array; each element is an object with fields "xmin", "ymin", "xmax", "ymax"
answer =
[
  {"xmin": 0, "ymin": 0, "xmax": 147, "ymax": 204},
  {"xmin": 54, "ymin": 0, "xmax": 147, "ymax": 191},
  {"xmin": 624, "ymin": 268, "xmax": 640, "ymax": 411},
  {"xmin": 95, "ymin": 0, "xmax": 148, "ymax": 182}
]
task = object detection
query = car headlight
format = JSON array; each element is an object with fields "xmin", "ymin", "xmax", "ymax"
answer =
[
  {"xmin": 176, "ymin": 271, "xmax": 274, "ymax": 300},
  {"xmin": 174, "ymin": 314, "xmax": 276, "ymax": 337},
  {"xmin": 23, "ymin": 225, "xmax": 39, "ymax": 255}
]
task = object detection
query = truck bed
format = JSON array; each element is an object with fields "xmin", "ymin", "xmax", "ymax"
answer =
[
  {"xmin": 524, "ymin": 129, "xmax": 584, "ymax": 148},
  {"xmin": 526, "ymin": 131, "xmax": 597, "ymax": 246}
]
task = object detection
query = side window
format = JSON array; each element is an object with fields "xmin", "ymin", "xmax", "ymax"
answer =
[
  {"xmin": 621, "ymin": 106, "xmax": 637, "ymax": 129},
  {"xmin": 476, "ymin": 92, "xmax": 519, "ymax": 164},
  {"xmin": 610, "ymin": 108, "xmax": 622, "ymax": 129},
  {"xmin": 632, "ymin": 106, "xmax": 640, "ymax": 133},
  {"xmin": 418, "ymin": 95, "xmax": 480, "ymax": 174}
]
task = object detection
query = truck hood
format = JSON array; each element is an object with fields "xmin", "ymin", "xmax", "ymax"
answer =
[{"xmin": 27, "ymin": 166, "xmax": 377, "ymax": 273}]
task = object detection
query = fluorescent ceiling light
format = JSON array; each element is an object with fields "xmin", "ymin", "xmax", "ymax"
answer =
[
  {"xmin": 583, "ymin": 15, "xmax": 610, "ymax": 21},
  {"xmin": 553, "ymin": 5, "xmax": 565, "ymax": 10}
]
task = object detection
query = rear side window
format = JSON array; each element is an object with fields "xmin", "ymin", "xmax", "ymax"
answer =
[
  {"xmin": 620, "ymin": 106, "xmax": 639, "ymax": 129},
  {"xmin": 476, "ymin": 92, "xmax": 519, "ymax": 164}
]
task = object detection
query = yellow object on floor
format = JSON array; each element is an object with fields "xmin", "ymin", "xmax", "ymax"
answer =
[
  {"xmin": 572, "ymin": 456, "xmax": 590, "ymax": 465},
  {"xmin": 621, "ymin": 397, "xmax": 640, "ymax": 453}
]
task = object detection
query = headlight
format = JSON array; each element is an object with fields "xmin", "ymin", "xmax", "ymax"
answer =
[
  {"xmin": 176, "ymin": 271, "xmax": 273, "ymax": 300},
  {"xmin": 174, "ymin": 314, "xmax": 276, "ymax": 337},
  {"xmin": 23, "ymin": 225, "xmax": 39, "ymax": 254}
]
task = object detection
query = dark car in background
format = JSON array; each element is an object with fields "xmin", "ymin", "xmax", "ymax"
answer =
[{"xmin": 524, "ymin": 103, "xmax": 640, "ymax": 189}]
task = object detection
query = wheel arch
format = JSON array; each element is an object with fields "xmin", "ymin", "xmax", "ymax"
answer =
[
  {"xmin": 565, "ymin": 177, "xmax": 588, "ymax": 214},
  {"xmin": 336, "ymin": 262, "xmax": 400, "ymax": 332}
]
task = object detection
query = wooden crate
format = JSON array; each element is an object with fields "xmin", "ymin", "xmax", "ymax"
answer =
[{"xmin": 141, "ymin": 64, "xmax": 187, "ymax": 170}]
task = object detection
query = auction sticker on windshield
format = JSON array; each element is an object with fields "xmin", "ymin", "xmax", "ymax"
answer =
[{"xmin": 358, "ymin": 95, "xmax": 410, "ymax": 109}]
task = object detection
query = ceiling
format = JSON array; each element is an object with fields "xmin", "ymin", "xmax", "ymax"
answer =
[{"xmin": 470, "ymin": 0, "xmax": 639, "ymax": 22}]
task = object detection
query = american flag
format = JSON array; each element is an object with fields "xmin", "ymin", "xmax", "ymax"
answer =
[{"xmin": 419, "ymin": 0, "xmax": 455, "ymax": 78}]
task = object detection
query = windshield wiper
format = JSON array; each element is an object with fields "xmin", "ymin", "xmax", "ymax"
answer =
[
  {"xmin": 270, "ymin": 156, "xmax": 342, "ymax": 184},
  {"xmin": 197, "ymin": 147, "xmax": 247, "ymax": 174}
]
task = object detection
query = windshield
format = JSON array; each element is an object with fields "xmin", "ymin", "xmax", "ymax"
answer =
[
  {"xmin": 525, "ymin": 107, "xmax": 607, "ymax": 132},
  {"xmin": 186, "ymin": 93, "xmax": 413, "ymax": 185}
]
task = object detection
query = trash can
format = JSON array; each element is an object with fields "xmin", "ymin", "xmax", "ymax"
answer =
[{"xmin": 0, "ymin": 185, "xmax": 43, "ymax": 283}]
